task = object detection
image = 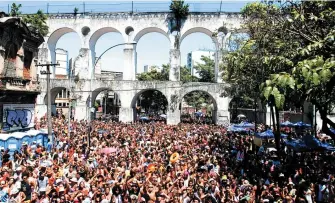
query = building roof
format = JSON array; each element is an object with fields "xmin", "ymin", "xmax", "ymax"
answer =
[{"xmin": 0, "ymin": 15, "xmax": 44, "ymax": 49}]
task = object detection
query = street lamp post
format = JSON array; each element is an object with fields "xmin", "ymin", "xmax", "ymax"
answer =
[{"xmin": 88, "ymin": 42, "xmax": 137, "ymax": 148}]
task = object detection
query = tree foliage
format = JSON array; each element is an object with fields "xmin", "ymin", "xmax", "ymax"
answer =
[
  {"xmin": 136, "ymin": 61, "xmax": 215, "ymax": 112},
  {"xmin": 169, "ymin": 0, "xmax": 189, "ymax": 32},
  {"xmin": 9, "ymin": 3, "xmax": 22, "ymax": 16},
  {"xmin": 9, "ymin": 3, "xmax": 49, "ymax": 37},
  {"xmin": 194, "ymin": 55, "xmax": 215, "ymax": 83},
  {"xmin": 224, "ymin": 1, "xmax": 335, "ymax": 145}
]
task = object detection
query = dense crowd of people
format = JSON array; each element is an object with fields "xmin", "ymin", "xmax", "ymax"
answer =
[{"xmin": 0, "ymin": 117, "xmax": 334, "ymax": 203}]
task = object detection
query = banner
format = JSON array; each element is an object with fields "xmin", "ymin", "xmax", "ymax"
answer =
[{"xmin": 2, "ymin": 104, "xmax": 35, "ymax": 131}]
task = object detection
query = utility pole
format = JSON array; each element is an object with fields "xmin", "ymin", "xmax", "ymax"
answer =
[
  {"xmin": 68, "ymin": 66, "xmax": 73, "ymax": 137},
  {"xmin": 37, "ymin": 62, "xmax": 59, "ymax": 141}
]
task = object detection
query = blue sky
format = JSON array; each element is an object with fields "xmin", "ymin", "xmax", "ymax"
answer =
[{"xmin": 0, "ymin": 1, "xmax": 253, "ymax": 73}]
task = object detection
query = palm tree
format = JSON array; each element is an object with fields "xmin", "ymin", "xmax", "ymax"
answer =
[
  {"xmin": 169, "ymin": 0, "xmax": 189, "ymax": 32},
  {"xmin": 74, "ymin": 7, "xmax": 79, "ymax": 17},
  {"xmin": 9, "ymin": 3, "xmax": 22, "ymax": 17},
  {"xmin": 23, "ymin": 10, "xmax": 49, "ymax": 37}
]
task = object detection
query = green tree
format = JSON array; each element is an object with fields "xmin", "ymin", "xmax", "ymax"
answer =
[
  {"xmin": 194, "ymin": 55, "xmax": 215, "ymax": 83},
  {"xmin": 223, "ymin": 2, "xmax": 299, "ymax": 150},
  {"xmin": 23, "ymin": 10, "xmax": 49, "ymax": 37},
  {"xmin": 169, "ymin": 0, "xmax": 189, "ymax": 49},
  {"xmin": 9, "ymin": 3, "xmax": 22, "ymax": 17},
  {"xmin": 183, "ymin": 91, "xmax": 212, "ymax": 112},
  {"xmin": 224, "ymin": 1, "xmax": 335, "ymax": 146},
  {"xmin": 180, "ymin": 65, "xmax": 198, "ymax": 83},
  {"xmin": 169, "ymin": 0, "xmax": 189, "ymax": 32},
  {"xmin": 263, "ymin": 1, "xmax": 335, "ymax": 139},
  {"xmin": 137, "ymin": 66, "xmax": 169, "ymax": 81},
  {"xmin": 9, "ymin": 4, "xmax": 49, "ymax": 37}
]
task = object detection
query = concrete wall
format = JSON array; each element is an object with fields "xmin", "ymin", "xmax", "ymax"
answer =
[{"xmin": 36, "ymin": 79, "xmax": 231, "ymax": 125}]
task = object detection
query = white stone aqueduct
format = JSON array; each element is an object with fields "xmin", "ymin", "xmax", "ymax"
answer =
[{"xmin": 36, "ymin": 12, "xmax": 243, "ymax": 125}]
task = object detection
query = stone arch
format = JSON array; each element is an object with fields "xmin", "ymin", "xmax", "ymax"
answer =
[
  {"xmin": 90, "ymin": 87, "xmax": 122, "ymax": 106},
  {"xmin": 180, "ymin": 27, "xmax": 219, "ymax": 49},
  {"xmin": 131, "ymin": 89, "xmax": 169, "ymax": 121},
  {"xmin": 89, "ymin": 87, "xmax": 122, "ymax": 119},
  {"xmin": 89, "ymin": 27, "xmax": 123, "ymax": 51},
  {"xmin": 181, "ymin": 90, "xmax": 218, "ymax": 111},
  {"xmin": 44, "ymin": 87, "xmax": 69, "ymax": 105},
  {"xmin": 133, "ymin": 27, "xmax": 170, "ymax": 43},
  {"xmin": 47, "ymin": 27, "xmax": 80, "ymax": 64},
  {"xmin": 47, "ymin": 27, "xmax": 80, "ymax": 74},
  {"xmin": 180, "ymin": 90, "xmax": 218, "ymax": 124}
]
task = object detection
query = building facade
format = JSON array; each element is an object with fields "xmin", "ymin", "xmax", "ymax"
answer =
[{"xmin": 0, "ymin": 13, "xmax": 44, "ymax": 132}]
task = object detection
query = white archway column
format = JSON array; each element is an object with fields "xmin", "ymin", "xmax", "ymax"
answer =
[
  {"xmin": 169, "ymin": 49, "xmax": 181, "ymax": 81},
  {"xmin": 123, "ymin": 44, "xmax": 136, "ymax": 81},
  {"xmin": 37, "ymin": 42, "xmax": 50, "ymax": 79},
  {"xmin": 74, "ymin": 101, "xmax": 88, "ymax": 121},
  {"xmin": 215, "ymin": 96, "xmax": 230, "ymax": 126},
  {"xmin": 35, "ymin": 92, "xmax": 47, "ymax": 120},
  {"xmin": 215, "ymin": 32, "xmax": 231, "ymax": 83},
  {"xmin": 166, "ymin": 92, "xmax": 180, "ymax": 125},
  {"xmin": 118, "ymin": 91, "xmax": 135, "ymax": 123},
  {"xmin": 72, "ymin": 48, "xmax": 92, "ymax": 80}
]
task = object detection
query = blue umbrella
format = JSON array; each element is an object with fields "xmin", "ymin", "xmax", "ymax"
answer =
[
  {"xmin": 256, "ymin": 130, "xmax": 288, "ymax": 138},
  {"xmin": 234, "ymin": 122, "xmax": 254, "ymax": 128},
  {"xmin": 281, "ymin": 121, "xmax": 294, "ymax": 127},
  {"xmin": 330, "ymin": 128, "xmax": 335, "ymax": 134},
  {"xmin": 294, "ymin": 121, "xmax": 312, "ymax": 128},
  {"xmin": 140, "ymin": 117, "xmax": 149, "ymax": 120},
  {"xmin": 228, "ymin": 126, "xmax": 248, "ymax": 132}
]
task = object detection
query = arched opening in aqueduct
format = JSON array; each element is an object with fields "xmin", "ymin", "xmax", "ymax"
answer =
[
  {"xmin": 44, "ymin": 87, "xmax": 71, "ymax": 118},
  {"xmin": 89, "ymin": 27, "xmax": 125, "ymax": 73},
  {"xmin": 47, "ymin": 28, "xmax": 81, "ymax": 76},
  {"xmin": 131, "ymin": 89, "xmax": 168, "ymax": 122},
  {"xmin": 180, "ymin": 90, "xmax": 218, "ymax": 124},
  {"xmin": 89, "ymin": 88, "xmax": 121, "ymax": 121},
  {"xmin": 180, "ymin": 27, "xmax": 218, "ymax": 81},
  {"xmin": 133, "ymin": 27, "xmax": 170, "ymax": 74}
]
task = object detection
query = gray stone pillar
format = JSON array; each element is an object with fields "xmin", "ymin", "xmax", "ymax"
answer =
[
  {"xmin": 74, "ymin": 101, "xmax": 88, "ymax": 121},
  {"xmin": 167, "ymin": 109, "xmax": 180, "ymax": 125},
  {"xmin": 35, "ymin": 104, "xmax": 47, "ymax": 120},
  {"xmin": 169, "ymin": 49, "xmax": 181, "ymax": 81},
  {"xmin": 216, "ymin": 110, "xmax": 230, "ymax": 126},
  {"xmin": 119, "ymin": 107, "xmax": 133, "ymax": 123},
  {"xmin": 123, "ymin": 45, "xmax": 136, "ymax": 81},
  {"xmin": 73, "ymin": 48, "xmax": 91, "ymax": 80}
]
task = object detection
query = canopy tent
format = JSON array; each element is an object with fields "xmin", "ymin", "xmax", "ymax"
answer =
[
  {"xmin": 285, "ymin": 135, "xmax": 335, "ymax": 152},
  {"xmin": 139, "ymin": 116, "xmax": 149, "ymax": 120},
  {"xmin": 227, "ymin": 126, "xmax": 250, "ymax": 132},
  {"xmin": 237, "ymin": 114, "xmax": 246, "ymax": 118},
  {"xmin": 293, "ymin": 121, "xmax": 312, "ymax": 128},
  {"xmin": 256, "ymin": 129, "xmax": 288, "ymax": 139},
  {"xmin": 233, "ymin": 122, "xmax": 254, "ymax": 128},
  {"xmin": 281, "ymin": 121, "xmax": 294, "ymax": 127}
]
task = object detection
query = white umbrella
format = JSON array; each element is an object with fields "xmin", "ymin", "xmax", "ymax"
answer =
[{"xmin": 160, "ymin": 114, "xmax": 167, "ymax": 118}]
